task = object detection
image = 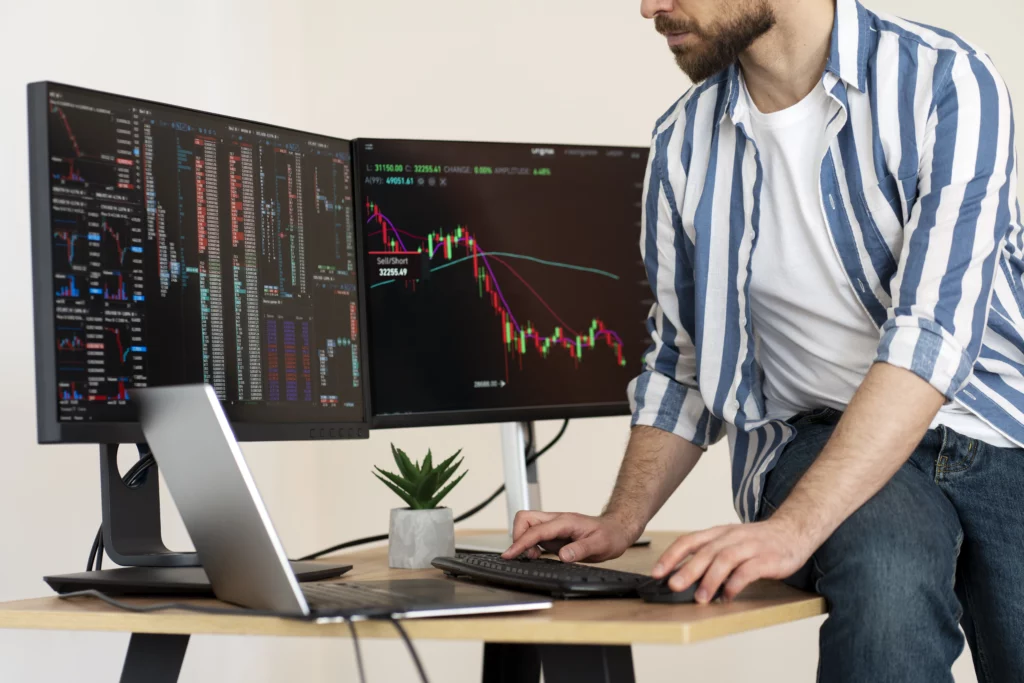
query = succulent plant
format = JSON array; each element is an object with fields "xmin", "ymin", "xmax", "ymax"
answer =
[{"xmin": 374, "ymin": 444, "xmax": 467, "ymax": 510}]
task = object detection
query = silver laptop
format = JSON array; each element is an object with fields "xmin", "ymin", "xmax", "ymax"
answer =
[{"xmin": 135, "ymin": 384, "xmax": 552, "ymax": 621}]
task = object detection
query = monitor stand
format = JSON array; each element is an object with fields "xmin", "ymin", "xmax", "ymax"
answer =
[
  {"xmin": 456, "ymin": 422, "xmax": 650, "ymax": 554},
  {"xmin": 43, "ymin": 444, "xmax": 351, "ymax": 595}
]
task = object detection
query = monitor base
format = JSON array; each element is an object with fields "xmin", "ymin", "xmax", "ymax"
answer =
[{"xmin": 44, "ymin": 561, "xmax": 352, "ymax": 597}]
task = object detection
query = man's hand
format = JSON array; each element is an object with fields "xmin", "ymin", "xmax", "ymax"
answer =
[
  {"xmin": 652, "ymin": 518, "xmax": 814, "ymax": 604},
  {"xmin": 502, "ymin": 510, "xmax": 639, "ymax": 563}
]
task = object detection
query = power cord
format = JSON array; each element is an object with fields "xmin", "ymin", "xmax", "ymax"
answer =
[
  {"xmin": 391, "ymin": 618, "xmax": 429, "ymax": 683},
  {"xmin": 346, "ymin": 619, "xmax": 367, "ymax": 683},
  {"xmin": 298, "ymin": 419, "xmax": 570, "ymax": 561},
  {"xmin": 87, "ymin": 447, "xmax": 157, "ymax": 572}
]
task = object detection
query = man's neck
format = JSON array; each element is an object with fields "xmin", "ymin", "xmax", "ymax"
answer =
[{"xmin": 738, "ymin": 0, "xmax": 836, "ymax": 113}]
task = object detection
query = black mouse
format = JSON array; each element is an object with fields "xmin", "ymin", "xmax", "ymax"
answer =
[{"xmin": 637, "ymin": 575, "xmax": 723, "ymax": 603}]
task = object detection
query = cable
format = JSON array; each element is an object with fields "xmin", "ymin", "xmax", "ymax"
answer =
[
  {"xmin": 87, "ymin": 449, "xmax": 157, "ymax": 572},
  {"xmin": 391, "ymin": 618, "xmax": 429, "ymax": 683},
  {"xmin": 58, "ymin": 589, "xmax": 319, "ymax": 619},
  {"xmin": 299, "ymin": 419, "xmax": 570, "ymax": 561},
  {"xmin": 346, "ymin": 618, "xmax": 367, "ymax": 683},
  {"xmin": 297, "ymin": 533, "xmax": 390, "ymax": 561}
]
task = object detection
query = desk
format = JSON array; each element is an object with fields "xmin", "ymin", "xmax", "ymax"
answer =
[{"xmin": 0, "ymin": 532, "xmax": 824, "ymax": 683}]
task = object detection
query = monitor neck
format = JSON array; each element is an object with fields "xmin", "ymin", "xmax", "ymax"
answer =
[{"xmin": 99, "ymin": 443, "xmax": 199, "ymax": 567}]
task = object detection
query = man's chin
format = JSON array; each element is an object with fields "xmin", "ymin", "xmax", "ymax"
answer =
[{"xmin": 672, "ymin": 51, "xmax": 725, "ymax": 84}]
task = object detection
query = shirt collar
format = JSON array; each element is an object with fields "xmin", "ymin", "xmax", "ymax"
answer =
[
  {"xmin": 826, "ymin": 0, "xmax": 871, "ymax": 93},
  {"xmin": 722, "ymin": 0, "xmax": 871, "ymax": 125}
]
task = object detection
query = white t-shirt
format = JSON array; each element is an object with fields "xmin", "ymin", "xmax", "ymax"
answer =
[{"xmin": 742, "ymin": 76, "xmax": 1014, "ymax": 448}]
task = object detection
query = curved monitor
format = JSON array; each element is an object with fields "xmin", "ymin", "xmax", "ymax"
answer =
[
  {"xmin": 355, "ymin": 138, "xmax": 649, "ymax": 428},
  {"xmin": 29, "ymin": 82, "xmax": 370, "ymax": 443}
]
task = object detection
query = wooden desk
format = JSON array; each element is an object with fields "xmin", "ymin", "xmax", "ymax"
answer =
[{"xmin": 0, "ymin": 532, "xmax": 825, "ymax": 683}]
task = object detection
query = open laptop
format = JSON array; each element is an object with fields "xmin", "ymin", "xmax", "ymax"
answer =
[{"xmin": 134, "ymin": 384, "xmax": 552, "ymax": 621}]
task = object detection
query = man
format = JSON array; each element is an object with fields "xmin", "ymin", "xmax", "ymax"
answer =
[{"xmin": 504, "ymin": 0, "xmax": 1023, "ymax": 680}]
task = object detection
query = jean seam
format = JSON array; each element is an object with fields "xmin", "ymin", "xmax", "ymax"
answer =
[{"xmin": 959, "ymin": 560, "xmax": 994, "ymax": 683}]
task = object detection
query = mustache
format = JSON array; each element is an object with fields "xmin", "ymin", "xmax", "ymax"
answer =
[{"xmin": 654, "ymin": 15, "xmax": 703, "ymax": 37}]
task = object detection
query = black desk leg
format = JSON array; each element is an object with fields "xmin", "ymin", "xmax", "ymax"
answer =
[
  {"xmin": 120, "ymin": 633, "xmax": 190, "ymax": 683},
  {"xmin": 482, "ymin": 643, "xmax": 541, "ymax": 683},
  {"xmin": 539, "ymin": 645, "xmax": 635, "ymax": 683}
]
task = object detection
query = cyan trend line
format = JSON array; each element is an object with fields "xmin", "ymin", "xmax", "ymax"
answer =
[{"xmin": 370, "ymin": 252, "xmax": 619, "ymax": 289}]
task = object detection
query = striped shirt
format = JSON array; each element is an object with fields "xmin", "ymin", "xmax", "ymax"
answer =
[{"xmin": 627, "ymin": 0, "xmax": 1023, "ymax": 522}]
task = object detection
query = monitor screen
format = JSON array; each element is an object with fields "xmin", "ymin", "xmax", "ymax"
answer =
[
  {"xmin": 356, "ymin": 138, "xmax": 649, "ymax": 427},
  {"xmin": 29, "ymin": 83, "xmax": 369, "ymax": 443}
]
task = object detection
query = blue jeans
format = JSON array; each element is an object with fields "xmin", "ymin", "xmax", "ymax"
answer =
[{"xmin": 757, "ymin": 408, "xmax": 1024, "ymax": 683}]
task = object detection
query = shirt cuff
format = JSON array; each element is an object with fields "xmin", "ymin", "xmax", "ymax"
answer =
[
  {"xmin": 627, "ymin": 370, "xmax": 723, "ymax": 448},
  {"xmin": 875, "ymin": 318, "xmax": 975, "ymax": 399}
]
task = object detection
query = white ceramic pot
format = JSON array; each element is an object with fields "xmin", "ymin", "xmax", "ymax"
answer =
[{"xmin": 388, "ymin": 507, "xmax": 456, "ymax": 569}]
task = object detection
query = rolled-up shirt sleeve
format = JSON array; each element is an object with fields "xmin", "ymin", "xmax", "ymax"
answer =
[
  {"xmin": 876, "ymin": 52, "xmax": 1019, "ymax": 399},
  {"xmin": 627, "ymin": 123, "xmax": 723, "ymax": 448}
]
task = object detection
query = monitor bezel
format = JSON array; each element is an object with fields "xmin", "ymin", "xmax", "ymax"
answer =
[
  {"xmin": 353, "ymin": 137, "xmax": 640, "ymax": 430},
  {"xmin": 29, "ymin": 81, "xmax": 372, "ymax": 444}
]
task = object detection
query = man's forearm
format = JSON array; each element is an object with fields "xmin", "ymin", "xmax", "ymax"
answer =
[
  {"xmin": 771, "ymin": 362, "xmax": 946, "ymax": 549},
  {"xmin": 602, "ymin": 425, "xmax": 704, "ymax": 538}
]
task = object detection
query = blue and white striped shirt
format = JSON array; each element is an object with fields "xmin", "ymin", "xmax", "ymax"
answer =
[{"xmin": 627, "ymin": 0, "xmax": 1023, "ymax": 522}]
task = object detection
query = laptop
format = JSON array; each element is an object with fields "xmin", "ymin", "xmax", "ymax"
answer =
[{"xmin": 134, "ymin": 384, "xmax": 552, "ymax": 621}]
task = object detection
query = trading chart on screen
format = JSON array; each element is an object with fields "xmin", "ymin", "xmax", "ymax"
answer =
[{"xmin": 357, "ymin": 139, "xmax": 649, "ymax": 418}]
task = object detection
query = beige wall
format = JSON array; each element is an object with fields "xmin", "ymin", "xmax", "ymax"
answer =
[{"xmin": 0, "ymin": 0, "xmax": 1020, "ymax": 680}]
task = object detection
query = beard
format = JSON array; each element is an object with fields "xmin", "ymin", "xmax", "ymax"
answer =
[{"xmin": 655, "ymin": 4, "xmax": 777, "ymax": 83}]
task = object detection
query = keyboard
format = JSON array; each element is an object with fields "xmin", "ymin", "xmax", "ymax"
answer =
[
  {"xmin": 432, "ymin": 554, "xmax": 649, "ymax": 599},
  {"xmin": 300, "ymin": 582, "xmax": 402, "ymax": 614}
]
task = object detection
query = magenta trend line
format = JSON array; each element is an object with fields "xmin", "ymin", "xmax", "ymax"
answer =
[{"xmin": 366, "ymin": 213, "xmax": 409, "ymax": 251}]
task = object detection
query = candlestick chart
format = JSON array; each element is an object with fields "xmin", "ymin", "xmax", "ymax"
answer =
[
  {"xmin": 359, "ymin": 138, "xmax": 649, "ymax": 419},
  {"xmin": 367, "ymin": 198, "xmax": 628, "ymax": 371}
]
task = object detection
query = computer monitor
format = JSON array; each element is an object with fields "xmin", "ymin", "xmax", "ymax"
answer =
[
  {"xmin": 354, "ymin": 138, "xmax": 649, "ymax": 429},
  {"xmin": 28, "ymin": 82, "xmax": 371, "ymax": 445}
]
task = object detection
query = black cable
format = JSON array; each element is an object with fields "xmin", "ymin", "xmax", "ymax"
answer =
[
  {"xmin": 450, "ymin": 417, "xmax": 569, "ymax": 525},
  {"xmin": 346, "ymin": 618, "xmax": 367, "ymax": 683},
  {"xmin": 58, "ymin": 589, "xmax": 321, "ymax": 619},
  {"xmin": 297, "ymin": 533, "xmax": 390, "ymax": 561},
  {"xmin": 391, "ymin": 618, "xmax": 429, "ymax": 683},
  {"xmin": 95, "ymin": 452, "xmax": 155, "ymax": 571},
  {"xmin": 87, "ymin": 450, "xmax": 157, "ymax": 572},
  {"xmin": 299, "ymin": 420, "xmax": 570, "ymax": 561}
]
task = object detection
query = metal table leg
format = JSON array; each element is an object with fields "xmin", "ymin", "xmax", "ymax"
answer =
[
  {"xmin": 482, "ymin": 642, "xmax": 635, "ymax": 683},
  {"xmin": 482, "ymin": 643, "xmax": 541, "ymax": 683},
  {"xmin": 120, "ymin": 633, "xmax": 190, "ymax": 683},
  {"xmin": 539, "ymin": 645, "xmax": 635, "ymax": 683}
]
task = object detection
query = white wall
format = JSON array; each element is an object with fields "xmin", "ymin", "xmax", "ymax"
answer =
[{"xmin": 0, "ymin": 0, "xmax": 1020, "ymax": 681}]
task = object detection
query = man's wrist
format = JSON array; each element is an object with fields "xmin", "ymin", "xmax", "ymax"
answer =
[
  {"xmin": 769, "ymin": 498, "xmax": 832, "ymax": 551},
  {"xmin": 601, "ymin": 506, "xmax": 646, "ymax": 542}
]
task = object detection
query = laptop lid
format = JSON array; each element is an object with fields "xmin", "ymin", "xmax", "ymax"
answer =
[{"xmin": 135, "ymin": 385, "xmax": 310, "ymax": 615}]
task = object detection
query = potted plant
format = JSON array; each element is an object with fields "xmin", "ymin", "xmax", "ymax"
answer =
[{"xmin": 375, "ymin": 444, "xmax": 468, "ymax": 569}]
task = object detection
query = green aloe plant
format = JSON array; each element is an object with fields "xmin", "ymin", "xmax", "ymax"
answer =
[{"xmin": 374, "ymin": 444, "xmax": 468, "ymax": 510}]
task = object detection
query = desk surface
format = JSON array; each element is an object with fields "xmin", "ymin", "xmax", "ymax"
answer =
[{"xmin": 0, "ymin": 532, "xmax": 825, "ymax": 646}]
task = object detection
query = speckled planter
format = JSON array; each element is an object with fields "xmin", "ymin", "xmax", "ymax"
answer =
[{"xmin": 388, "ymin": 507, "xmax": 456, "ymax": 569}]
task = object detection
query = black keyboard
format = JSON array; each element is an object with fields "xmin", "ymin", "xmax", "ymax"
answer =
[
  {"xmin": 432, "ymin": 554, "xmax": 649, "ymax": 599},
  {"xmin": 301, "ymin": 582, "xmax": 402, "ymax": 614}
]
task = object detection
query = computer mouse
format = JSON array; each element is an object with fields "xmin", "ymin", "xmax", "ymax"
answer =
[{"xmin": 637, "ymin": 575, "xmax": 723, "ymax": 603}]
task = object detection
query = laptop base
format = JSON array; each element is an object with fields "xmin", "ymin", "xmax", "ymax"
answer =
[{"xmin": 44, "ymin": 561, "xmax": 352, "ymax": 597}]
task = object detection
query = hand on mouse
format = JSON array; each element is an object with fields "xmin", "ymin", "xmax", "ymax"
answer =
[
  {"xmin": 502, "ymin": 510, "xmax": 639, "ymax": 563},
  {"xmin": 651, "ymin": 518, "xmax": 814, "ymax": 604}
]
